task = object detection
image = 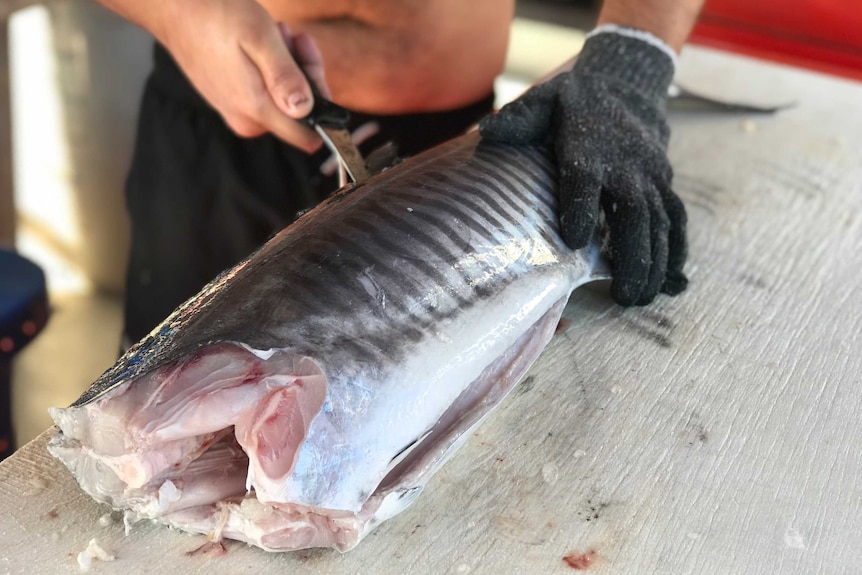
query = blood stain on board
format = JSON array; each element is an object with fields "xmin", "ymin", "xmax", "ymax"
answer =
[
  {"xmin": 563, "ymin": 549, "xmax": 597, "ymax": 570},
  {"xmin": 555, "ymin": 318, "xmax": 572, "ymax": 335},
  {"xmin": 186, "ymin": 541, "xmax": 227, "ymax": 557}
]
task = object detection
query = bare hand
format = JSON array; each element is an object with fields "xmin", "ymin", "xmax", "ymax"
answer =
[{"xmin": 156, "ymin": 0, "xmax": 329, "ymax": 152}]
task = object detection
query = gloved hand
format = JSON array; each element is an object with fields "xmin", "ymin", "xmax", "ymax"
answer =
[{"xmin": 479, "ymin": 28, "xmax": 688, "ymax": 306}]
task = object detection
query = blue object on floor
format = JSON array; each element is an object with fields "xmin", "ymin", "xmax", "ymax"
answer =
[{"xmin": 0, "ymin": 248, "xmax": 49, "ymax": 461}]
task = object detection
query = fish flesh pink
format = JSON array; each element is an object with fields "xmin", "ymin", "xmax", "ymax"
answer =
[{"xmin": 48, "ymin": 132, "xmax": 608, "ymax": 552}]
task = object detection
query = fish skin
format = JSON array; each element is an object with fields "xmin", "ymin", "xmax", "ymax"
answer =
[
  {"xmin": 49, "ymin": 132, "xmax": 610, "ymax": 551},
  {"xmin": 73, "ymin": 135, "xmax": 592, "ymax": 406}
]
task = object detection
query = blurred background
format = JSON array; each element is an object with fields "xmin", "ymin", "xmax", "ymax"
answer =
[{"xmin": 1, "ymin": 0, "xmax": 860, "ymax": 453}]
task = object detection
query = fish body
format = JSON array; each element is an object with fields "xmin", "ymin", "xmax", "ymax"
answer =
[{"xmin": 48, "ymin": 133, "xmax": 608, "ymax": 551}]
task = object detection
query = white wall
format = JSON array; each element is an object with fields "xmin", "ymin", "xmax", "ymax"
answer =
[{"xmin": 10, "ymin": 0, "xmax": 151, "ymax": 295}]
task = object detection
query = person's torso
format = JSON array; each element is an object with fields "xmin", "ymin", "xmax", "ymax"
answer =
[{"xmin": 258, "ymin": 0, "xmax": 514, "ymax": 114}]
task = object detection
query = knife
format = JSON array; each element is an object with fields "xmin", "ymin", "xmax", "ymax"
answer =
[
  {"xmin": 299, "ymin": 71, "xmax": 370, "ymax": 184},
  {"xmin": 668, "ymin": 84, "xmax": 796, "ymax": 114}
]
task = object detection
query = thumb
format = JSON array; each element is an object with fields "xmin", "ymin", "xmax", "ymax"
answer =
[
  {"xmin": 241, "ymin": 21, "xmax": 313, "ymax": 118},
  {"xmin": 479, "ymin": 79, "xmax": 559, "ymax": 144}
]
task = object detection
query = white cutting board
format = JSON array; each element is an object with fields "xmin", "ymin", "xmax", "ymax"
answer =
[{"xmin": 3, "ymin": 45, "xmax": 862, "ymax": 575}]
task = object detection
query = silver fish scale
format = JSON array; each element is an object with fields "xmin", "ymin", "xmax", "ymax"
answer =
[{"xmin": 72, "ymin": 135, "xmax": 565, "ymax": 406}]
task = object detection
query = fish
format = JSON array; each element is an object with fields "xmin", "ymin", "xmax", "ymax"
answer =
[{"xmin": 47, "ymin": 131, "xmax": 609, "ymax": 552}]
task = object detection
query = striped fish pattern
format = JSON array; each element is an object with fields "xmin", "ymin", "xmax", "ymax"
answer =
[{"xmin": 48, "ymin": 132, "xmax": 608, "ymax": 551}]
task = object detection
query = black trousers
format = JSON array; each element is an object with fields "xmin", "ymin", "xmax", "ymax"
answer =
[
  {"xmin": 0, "ymin": 360, "xmax": 13, "ymax": 460},
  {"xmin": 123, "ymin": 44, "xmax": 494, "ymax": 343}
]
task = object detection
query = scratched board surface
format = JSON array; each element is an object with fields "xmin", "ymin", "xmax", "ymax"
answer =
[{"xmin": 2, "ymin": 46, "xmax": 862, "ymax": 575}]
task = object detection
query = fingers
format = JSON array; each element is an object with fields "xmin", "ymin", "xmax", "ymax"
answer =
[
  {"xmin": 601, "ymin": 175, "xmax": 685, "ymax": 306},
  {"xmin": 289, "ymin": 29, "xmax": 331, "ymax": 99},
  {"xmin": 552, "ymin": 136, "xmax": 685, "ymax": 305},
  {"xmin": 635, "ymin": 186, "xmax": 670, "ymax": 306},
  {"xmin": 659, "ymin": 186, "xmax": 689, "ymax": 295},
  {"xmin": 553, "ymin": 142, "xmax": 668, "ymax": 302},
  {"xmin": 223, "ymin": 70, "xmax": 321, "ymax": 151},
  {"xmin": 479, "ymin": 79, "xmax": 560, "ymax": 144},
  {"xmin": 602, "ymin": 184, "xmax": 652, "ymax": 306},
  {"xmin": 231, "ymin": 22, "xmax": 322, "ymax": 152},
  {"xmin": 556, "ymin": 146, "xmax": 603, "ymax": 250},
  {"xmin": 257, "ymin": 98, "xmax": 322, "ymax": 152},
  {"xmin": 242, "ymin": 21, "xmax": 313, "ymax": 119}
]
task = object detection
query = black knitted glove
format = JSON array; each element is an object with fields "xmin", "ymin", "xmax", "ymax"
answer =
[{"xmin": 480, "ymin": 29, "xmax": 688, "ymax": 306}]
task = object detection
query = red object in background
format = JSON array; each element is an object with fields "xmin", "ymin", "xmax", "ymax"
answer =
[{"xmin": 689, "ymin": 0, "xmax": 862, "ymax": 81}]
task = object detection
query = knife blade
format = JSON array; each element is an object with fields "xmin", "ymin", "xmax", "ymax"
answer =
[
  {"xmin": 312, "ymin": 122, "xmax": 371, "ymax": 184},
  {"xmin": 668, "ymin": 84, "xmax": 796, "ymax": 114},
  {"xmin": 299, "ymin": 72, "xmax": 370, "ymax": 184}
]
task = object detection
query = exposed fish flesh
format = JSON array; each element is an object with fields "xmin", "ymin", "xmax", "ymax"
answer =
[{"xmin": 48, "ymin": 132, "xmax": 608, "ymax": 552}]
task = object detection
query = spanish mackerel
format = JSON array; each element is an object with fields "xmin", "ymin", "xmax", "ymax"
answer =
[{"xmin": 48, "ymin": 132, "xmax": 608, "ymax": 552}]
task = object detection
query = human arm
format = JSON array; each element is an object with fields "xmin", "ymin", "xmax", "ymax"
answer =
[
  {"xmin": 597, "ymin": 0, "xmax": 704, "ymax": 52},
  {"xmin": 96, "ymin": 0, "xmax": 326, "ymax": 152},
  {"xmin": 480, "ymin": 0, "xmax": 705, "ymax": 306}
]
